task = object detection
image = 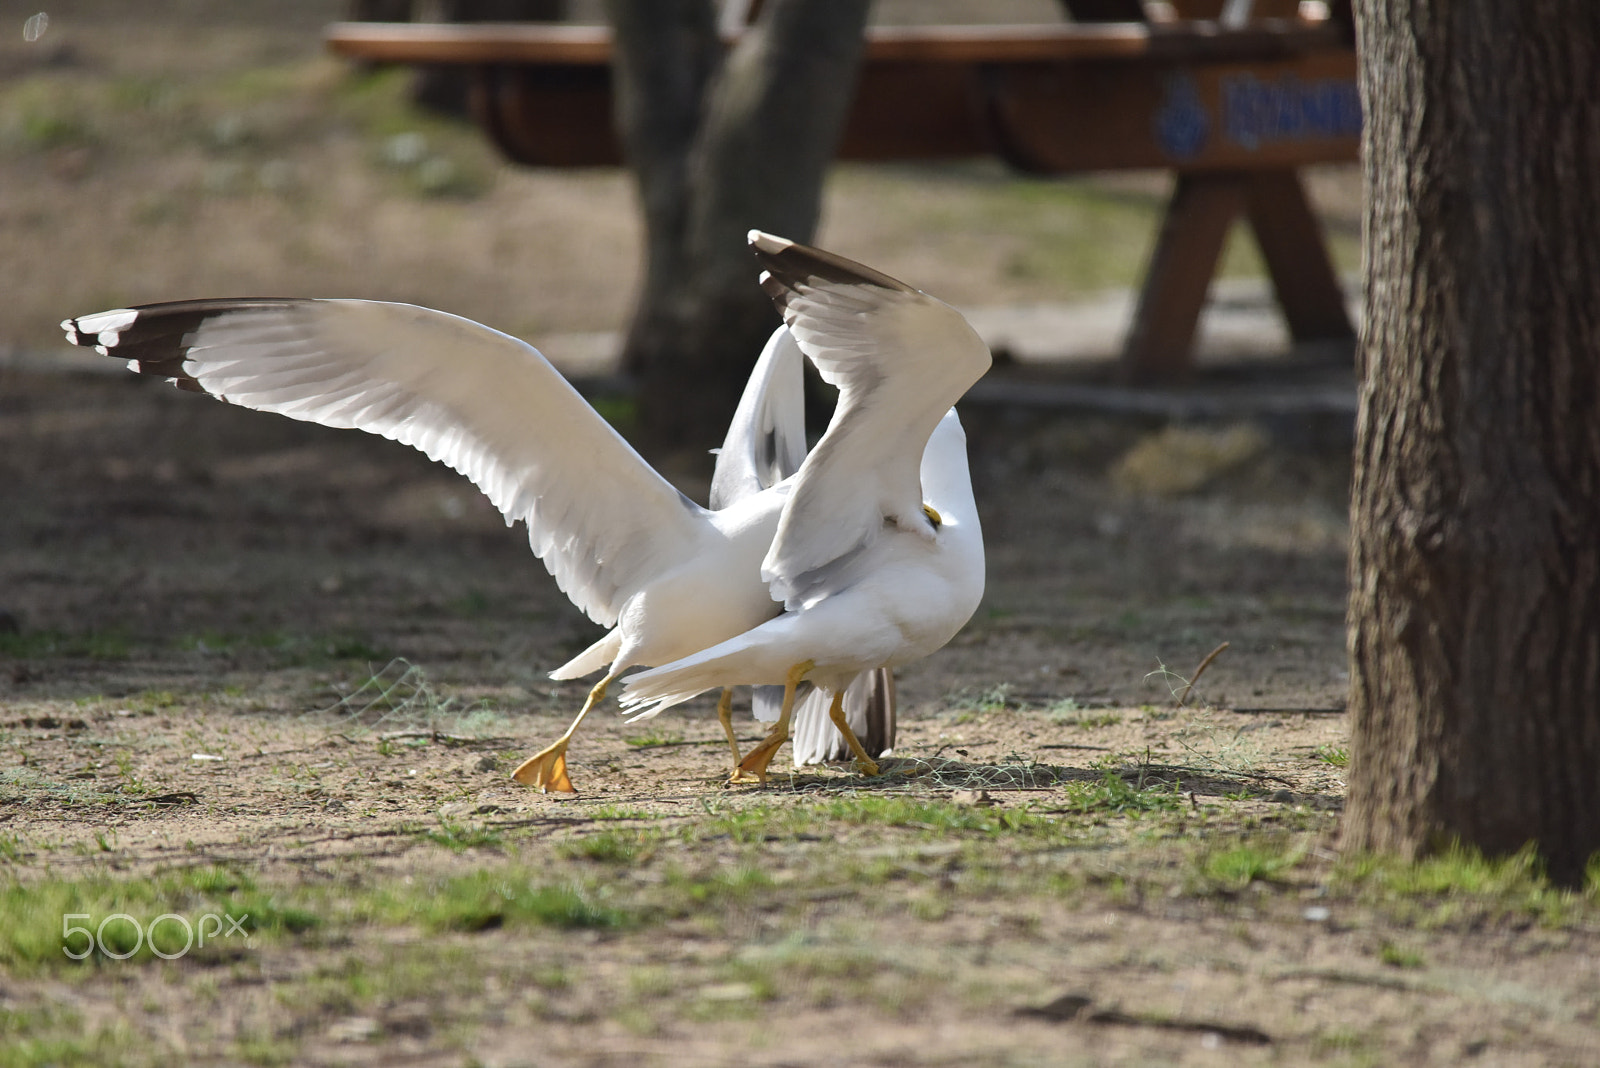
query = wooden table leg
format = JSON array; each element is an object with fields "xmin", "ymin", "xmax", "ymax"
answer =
[
  {"xmin": 1120, "ymin": 170, "xmax": 1246, "ymax": 385},
  {"xmin": 1246, "ymin": 170, "xmax": 1355, "ymax": 347}
]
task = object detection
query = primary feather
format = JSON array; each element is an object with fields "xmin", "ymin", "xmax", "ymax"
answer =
[{"xmin": 64, "ymin": 298, "xmax": 710, "ymax": 629}]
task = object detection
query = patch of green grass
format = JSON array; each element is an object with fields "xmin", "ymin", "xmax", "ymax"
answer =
[
  {"xmin": 0, "ymin": 866, "xmax": 315, "ymax": 974},
  {"xmin": 279, "ymin": 944, "xmax": 489, "ymax": 1025},
  {"xmin": 214, "ymin": 60, "xmax": 333, "ymax": 111},
  {"xmin": 1377, "ymin": 941, "xmax": 1425, "ymax": 969},
  {"xmin": 939, "ymin": 682, "xmax": 1010, "ymax": 717},
  {"xmin": 417, "ymin": 819, "xmax": 503, "ymax": 853},
  {"xmin": 132, "ymin": 689, "xmax": 180, "ymax": 712},
  {"xmin": 624, "ymin": 730, "xmax": 684, "ymax": 748},
  {"xmin": 700, "ymin": 796, "xmax": 1064, "ymax": 845},
  {"xmin": 663, "ymin": 865, "xmax": 773, "ymax": 909},
  {"xmin": 0, "ymin": 629, "xmax": 130, "ymax": 660},
  {"xmin": 1335, "ymin": 842, "xmax": 1594, "ymax": 925},
  {"xmin": 1344, "ymin": 842, "xmax": 1539, "ymax": 897},
  {"xmin": 0, "ymin": 78, "xmax": 98, "ymax": 152},
  {"xmin": 817, "ymin": 795, "xmax": 1058, "ymax": 836},
  {"xmin": 233, "ymin": 1029, "xmax": 297, "ymax": 1067},
  {"xmin": 325, "ymin": 637, "xmax": 388, "ymax": 661},
  {"xmin": 559, "ymin": 828, "xmax": 662, "ymax": 864},
  {"xmin": 368, "ymin": 871, "xmax": 633, "ymax": 933},
  {"xmin": 627, "ymin": 964, "xmax": 678, "ymax": 999},
  {"xmin": 724, "ymin": 931, "xmax": 922, "ymax": 1011},
  {"xmin": 1060, "ymin": 770, "xmax": 1185, "ymax": 817},
  {"xmin": 0, "ymin": 1004, "xmax": 157, "ymax": 1068},
  {"xmin": 586, "ymin": 805, "xmax": 656, "ymax": 822},
  {"xmin": 112, "ymin": 750, "xmax": 148, "ymax": 796},
  {"xmin": 699, "ymin": 802, "xmax": 806, "ymax": 844},
  {"xmin": 1196, "ymin": 837, "xmax": 1307, "ymax": 890},
  {"xmin": 977, "ymin": 683, "xmax": 1015, "ymax": 711},
  {"xmin": 1310, "ymin": 1026, "xmax": 1377, "ymax": 1060},
  {"xmin": 180, "ymin": 630, "xmax": 240, "ymax": 655},
  {"xmin": 1313, "ymin": 744, "xmax": 1349, "ymax": 767}
]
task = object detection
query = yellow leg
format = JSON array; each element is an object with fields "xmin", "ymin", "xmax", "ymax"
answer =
[
  {"xmin": 716, "ymin": 688, "xmax": 741, "ymax": 770},
  {"xmin": 826, "ymin": 689, "xmax": 881, "ymax": 777},
  {"xmin": 732, "ymin": 660, "xmax": 813, "ymax": 784},
  {"xmin": 511, "ymin": 673, "xmax": 613, "ymax": 792}
]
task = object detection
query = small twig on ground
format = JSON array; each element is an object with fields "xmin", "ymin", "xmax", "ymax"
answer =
[{"xmin": 1176, "ymin": 641, "xmax": 1230, "ymax": 708}]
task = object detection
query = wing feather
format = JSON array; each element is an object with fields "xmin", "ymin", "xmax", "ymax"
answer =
[
  {"xmin": 708, "ymin": 325, "xmax": 808, "ymax": 509},
  {"xmin": 62, "ymin": 298, "xmax": 711, "ymax": 627},
  {"xmin": 747, "ymin": 232, "xmax": 991, "ymax": 608}
]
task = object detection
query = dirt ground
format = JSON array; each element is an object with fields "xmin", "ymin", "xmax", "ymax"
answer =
[
  {"xmin": 2, "ymin": 4, "xmax": 1598, "ymax": 1067},
  {"xmin": 4, "ymin": 367, "xmax": 1598, "ymax": 1067}
]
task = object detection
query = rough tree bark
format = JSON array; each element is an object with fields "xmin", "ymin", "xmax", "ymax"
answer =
[
  {"xmin": 606, "ymin": 0, "xmax": 872, "ymax": 448},
  {"xmin": 1344, "ymin": 1, "xmax": 1600, "ymax": 884}
]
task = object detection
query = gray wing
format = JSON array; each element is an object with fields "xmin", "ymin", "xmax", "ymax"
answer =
[
  {"xmin": 747, "ymin": 231, "xmax": 992, "ymax": 608},
  {"xmin": 708, "ymin": 326, "xmax": 808, "ymax": 509},
  {"xmin": 62, "ymin": 298, "xmax": 713, "ymax": 627}
]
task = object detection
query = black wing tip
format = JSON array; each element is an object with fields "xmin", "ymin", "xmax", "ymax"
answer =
[
  {"xmin": 747, "ymin": 230, "xmax": 917, "ymax": 300},
  {"xmin": 61, "ymin": 307, "xmax": 139, "ymax": 352},
  {"xmin": 61, "ymin": 298, "xmax": 309, "ymax": 388}
]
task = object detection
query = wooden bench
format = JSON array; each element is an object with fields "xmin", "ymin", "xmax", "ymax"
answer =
[{"xmin": 326, "ymin": 1, "xmax": 1358, "ymax": 383}]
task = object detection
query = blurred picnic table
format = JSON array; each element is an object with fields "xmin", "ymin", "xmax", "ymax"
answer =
[{"xmin": 329, "ymin": 0, "xmax": 1359, "ymax": 383}]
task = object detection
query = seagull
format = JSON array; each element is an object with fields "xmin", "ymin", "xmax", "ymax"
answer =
[
  {"xmin": 710, "ymin": 328, "xmax": 898, "ymax": 770},
  {"xmin": 59, "ymin": 293, "xmax": 892, "ymax": 788},
  {"xmin": 59, "ymin": 297, "xmax": 799, "ymax": 790},
  {"xmin": 619, "ymin": 231, "xmax": 990, "ymax": 780}
]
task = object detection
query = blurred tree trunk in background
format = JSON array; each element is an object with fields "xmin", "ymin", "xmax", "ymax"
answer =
[
  {"xmin": 607, "ymin": 0, "xmax": 871, "ymax": 448},
  {"xmin": 1344, "ymin": 1, "xmax": 1600, "ymax": 885}
]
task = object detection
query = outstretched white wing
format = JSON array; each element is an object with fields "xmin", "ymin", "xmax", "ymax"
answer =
[
  {"xmin": 708, "ymin": 325, "xmax": 807, "ymax": 509},
  {"xmin": 62, "ymin": 298, "xmax": 711, "ymax": 627},
  {"xmin": 747, "ymin": 231, "xmax": 991, "ymax": 608}
]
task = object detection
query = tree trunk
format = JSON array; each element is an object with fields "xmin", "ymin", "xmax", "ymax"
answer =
[
  {"xmin": 607, "ymin": 0, "xmax": 871, "ymax": 449},
  {"xmin": 1344, "ymin": 1, "xmax": 1600, "ymax": 885}
]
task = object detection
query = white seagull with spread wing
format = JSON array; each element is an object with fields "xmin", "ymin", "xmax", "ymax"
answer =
[
  {"xmin": 60, "ymin": 251, "xmax": 902, "ymax": 788},
  {"xmin": 620, "ymin": 231, "xmax": 990, "ymax": 780}
]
